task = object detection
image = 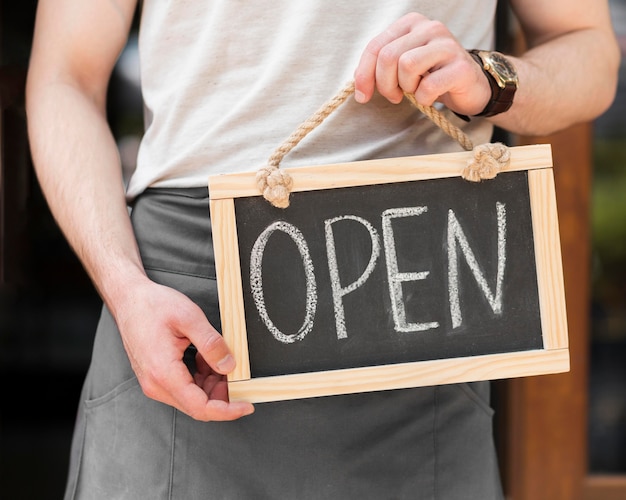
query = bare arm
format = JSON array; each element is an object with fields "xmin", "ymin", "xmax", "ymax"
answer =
[
  {"xmin": 354, "ymin": 0, "xmax": 620, "ymax": 136},
  {"xmin": 497, "ymin": 0, "xmax": 620, "ymax": 135},
  {"xmin": 26, "ymin": 0, "xmax": 253, "ymax": 421}
]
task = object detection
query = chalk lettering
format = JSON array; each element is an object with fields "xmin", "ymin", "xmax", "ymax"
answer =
[
  {"xmin": 251, "ymin": 203, "xmax": 508, "ymax": 341},
  {"xmin": 325, "ymin": 215, "xmax": 381, "ymax": 340},
  {"xmin": 382, "ymin": 207, "xmax": 439, "ymax": 333},
  {"xmin": 447, "ymin": 203, "xmax": 507, "ymax": 329},
  {"xmin": 250, "ymin": 221, "xmax": 318, "ymax": 344}
]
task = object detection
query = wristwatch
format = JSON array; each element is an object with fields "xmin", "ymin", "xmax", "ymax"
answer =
[{"xmin": 469, "ymin": 49, "xmax": 519, "ymax": 117}]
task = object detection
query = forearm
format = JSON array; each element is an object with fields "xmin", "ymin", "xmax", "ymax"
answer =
[
  {"xmin": 25, "ymin": 0, "xmax": 254, "ymax": 420},
  {"xmin": 26, "ymin": 80, "xmax": 148, "ymax": 314},
  {"xmin": 492, "ymin": 28, "xmax": 620, "ymax": 136},
  {"xmin": 354, "ymin": 3, "xmax": 619, "ymax": 139}
]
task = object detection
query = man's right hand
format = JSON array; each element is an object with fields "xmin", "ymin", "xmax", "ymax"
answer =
[{"xmin": 112, "ymin": 276, "xmax": 255, "ymax": 421}]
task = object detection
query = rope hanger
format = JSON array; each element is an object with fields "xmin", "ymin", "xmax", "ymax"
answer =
[{"xmin": 256, "ymin": 80, "xmax": 510, "ymax": 208}]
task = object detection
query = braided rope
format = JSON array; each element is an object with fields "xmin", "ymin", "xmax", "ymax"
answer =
[
  {"xmin": 257, "ymin": 80, "xmax": 510, "ymax": 208},
  {"xmin": 266, "ymin": 82, "xmax": 356, "ymax": 169},
  {"xmin": 402, "ymin": 92, "xmax": 474, "ymax": 151}
]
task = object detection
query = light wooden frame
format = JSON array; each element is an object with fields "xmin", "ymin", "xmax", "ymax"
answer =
[{"xmin": 208, "ymin": 144, "xmax": 569, "ymax": 403}]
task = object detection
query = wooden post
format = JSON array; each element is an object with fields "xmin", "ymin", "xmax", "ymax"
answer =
[{"xmin": 501, "ymin": 123, "xmax": 591, "ymax": 500}]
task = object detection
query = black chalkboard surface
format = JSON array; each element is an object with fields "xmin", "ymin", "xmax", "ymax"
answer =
[{"xmin": 209, "ymin": 145, "xmax": 569, "ymax": 403}]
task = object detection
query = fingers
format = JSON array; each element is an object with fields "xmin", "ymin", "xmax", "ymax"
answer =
[
  {"xmin": 169, "ymin": 302, "xmax": 256, "ymax": 420},
  {"xmin": 121, "ymin": 283, "xmax": 255, "ymax": 421},
  {"xmin": 354, "ymin": 14, "xmax": 417, "ymax": 103},
  {"xmin": 375, "ymin": 38, "xmax": 423, "ymax": 104},
  {"xmin": 172, "ymin": 366, "xmax": 254, "ymax": 422},
  {"xmin": 354, "ymin": 12, "xmax": 464, "ymax": 107},
  {"xmin": 142, "ymin": 350, "xmax": 255, "ymax": 422}
]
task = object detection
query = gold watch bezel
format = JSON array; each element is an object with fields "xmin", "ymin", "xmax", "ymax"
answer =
[{"xmin": 476, "ymin": 50, "xmax": 519, "ymax": 89}]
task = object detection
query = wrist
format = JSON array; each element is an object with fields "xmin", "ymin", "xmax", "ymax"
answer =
[
  {"xmin": 468, "ymin": 49, "xmax": 519, "ymax": 118},
  {"xmin": 96, "ymin": 259, "xmax": 151, "ymax": 319}
]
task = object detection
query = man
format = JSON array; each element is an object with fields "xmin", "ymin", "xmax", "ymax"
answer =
[{"xmin": 26, "ymin": 1, "xmax": 618, "ymax": 498}]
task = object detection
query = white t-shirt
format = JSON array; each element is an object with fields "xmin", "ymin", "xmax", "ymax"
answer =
[{"xmin": 128, "ymin": 0, "xmax": 496, "ymax": 199}]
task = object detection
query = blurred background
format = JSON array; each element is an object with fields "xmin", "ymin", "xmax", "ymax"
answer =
[
  {"xmin": 589, "ymin": 0, "xmax": 626, "ymax": 480},
  {"xmin": 1, "ymin": 1, "xmax": 625, "ymax": 499},
  {"xmin": 0, "ymin": 2, "xmax": 142, "ymax": 498}
]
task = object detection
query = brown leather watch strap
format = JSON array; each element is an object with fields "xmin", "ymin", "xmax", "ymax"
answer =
[{"xmin": 469, "ymin": 51, "xmax": 516, "ymax": 117}]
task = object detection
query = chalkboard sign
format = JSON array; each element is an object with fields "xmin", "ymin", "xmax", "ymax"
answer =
[{"xmin": 208, "ymin": 144, "xmax": 569, "ymax": 403}]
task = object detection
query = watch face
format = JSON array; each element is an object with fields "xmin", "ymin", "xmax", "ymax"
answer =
[{"xmin": 484, "ymin": 52, "xmax": 519, "ymax": 87}]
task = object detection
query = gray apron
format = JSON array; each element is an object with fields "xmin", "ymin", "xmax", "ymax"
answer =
[{"xmin": 64, "ymin": 187, "xmax": 503, "ymax": 500}]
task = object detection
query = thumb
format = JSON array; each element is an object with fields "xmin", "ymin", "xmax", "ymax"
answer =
[{"xmin": 175, "ymin": 301, "xmax": 236, "ymax": 375}]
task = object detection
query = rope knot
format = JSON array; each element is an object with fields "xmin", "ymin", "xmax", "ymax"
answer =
[
  {"xmin": 256, "ymin": 165, "xmax": 294, "ymax": 208},
  {"xmin": 462, "ymin": 142, "xmax": 511, "ymax": 182}
]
